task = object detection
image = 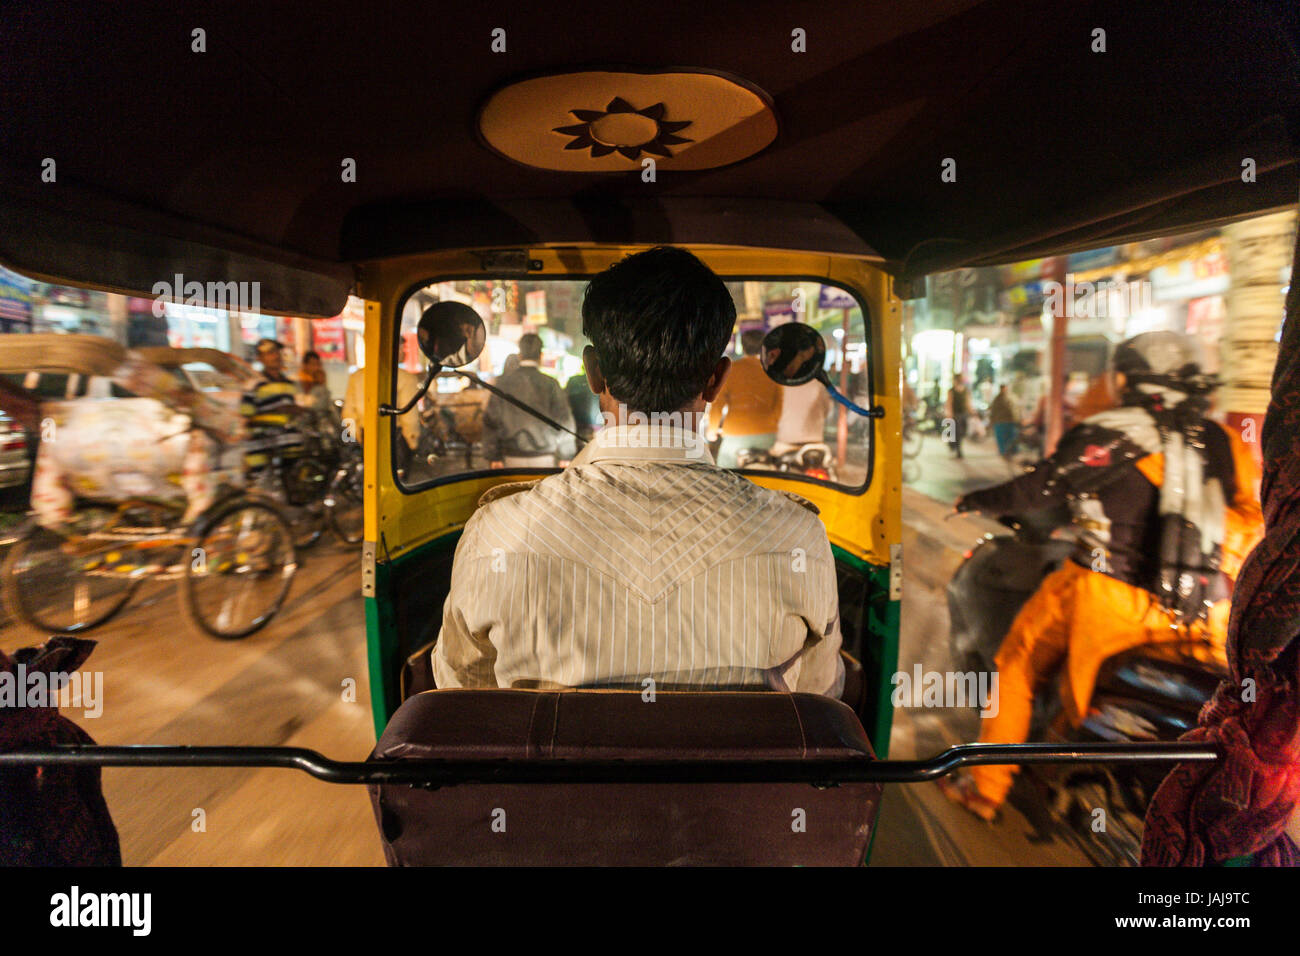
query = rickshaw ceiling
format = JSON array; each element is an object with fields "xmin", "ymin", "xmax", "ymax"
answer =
[{"xmin": 0, "ymin": 0, "xmax": 1297, "ymax": 316}]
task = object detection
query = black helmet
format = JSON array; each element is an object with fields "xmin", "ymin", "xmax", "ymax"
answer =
[{"xmin": 1113, "ymin": 331, "xmax": 1217, "ymax": 405}]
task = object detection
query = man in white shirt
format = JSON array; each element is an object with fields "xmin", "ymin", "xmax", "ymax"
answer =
[
  {"xmin": 433, "ymin": 246, "xmax": 845, "ymax": 697},
  {"xmin": 771, "ymin": 378, "xmax": 832, "ymax": 455}
]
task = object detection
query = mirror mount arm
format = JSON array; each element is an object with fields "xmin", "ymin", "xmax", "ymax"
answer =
[
  {"xmin": 378, "ymin": 364, "xmax": 440, "ymax": 416},
  {"xmin": 816, "ymin": 370, "xmax": 884, "ymax": 418}
]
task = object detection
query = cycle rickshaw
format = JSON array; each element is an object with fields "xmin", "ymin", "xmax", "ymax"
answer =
[
  {"xmin": 0, "ymin": 335, "xmax": 299, "ymax": 639},
  {"xmin": 0, "ymin": 1, "xmax": 1296, "ymax": 867},
  {"xmin": 137, "ymin": 342, "xmax": 365, "ymax": 548}
]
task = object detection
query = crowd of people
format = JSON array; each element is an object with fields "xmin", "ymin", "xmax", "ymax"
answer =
[
  {"xmin": 914, "ymin": 372, "xmax": 1049, "ymax": 463},
  {"xmin": 417, "ymin": 324, "xmax": 838, "ymax": 475}
]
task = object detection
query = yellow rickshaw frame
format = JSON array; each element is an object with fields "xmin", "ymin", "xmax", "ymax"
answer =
[{"xmin": 355, "ymin": 245, "xmax": 904, "ymax": 749}]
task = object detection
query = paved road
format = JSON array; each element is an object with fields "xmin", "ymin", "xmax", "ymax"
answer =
[
  {"xmin": 2, "ymin": 480, "xmax": 1099, "ymax": 866},
  {"xmin": 1, "ymin": 537, "xmax": 385, "ymax": 866},
  {"xmin": 874, "ymin": 488, "xmax": 1092, "ymax": 865}
]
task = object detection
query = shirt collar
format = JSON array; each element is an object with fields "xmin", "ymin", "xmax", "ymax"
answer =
[
  {"xmin": 518, "ymin": 359, "xmax": 540, "ymax": 368},
  {"xmin": 571, "ymin": 423, "xmax": 715, "ymax": 467}
]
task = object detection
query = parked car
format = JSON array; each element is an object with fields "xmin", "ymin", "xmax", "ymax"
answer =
[{"xmin": 0, "ymin": 411, "xmax": 30, "ymax": 490}]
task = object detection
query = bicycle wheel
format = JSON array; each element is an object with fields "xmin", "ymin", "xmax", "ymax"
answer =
[
  {"xmin": 282, "ymin": 457, "xmax": 329, "ymax": 550},
  {"xmin": 325, "ymin": 462, "xmax": 364, "ymax": 545},
  {"xmin": 2, "ymin": 513, "xmax": 139, "ymax": 634},
  {"xmin": 901, "ymin": 422, "xmax": 924, "ymax": 459},
  {"xmin": 181, "ymin": 498, "xmax": 296, "ymax": 639}
]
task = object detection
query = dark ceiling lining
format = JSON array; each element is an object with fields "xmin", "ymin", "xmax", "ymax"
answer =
[{"xmin": 0, "ymin": 0, "xmax": 1297, "ymax": 291}]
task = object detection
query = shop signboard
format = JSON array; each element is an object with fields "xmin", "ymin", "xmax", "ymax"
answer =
[
  {"xmin": 241, "ymin": 313, "xmax": 275, "ymax": 345},
  {"xmin": 312, "ymin": 317, "xmax": 347, "ymax": 361},
  {"xmin": 818, "ymin": 285, "xmax": 857, "ymax": 310},
  {"xmin": 1018, "ymin": 315, "xmax": 1046, "ymax": 349},
  {"xmin": 401, "ymin": 331, "xmax": 421, "ymax": 372},
  {"xmin": 1150, "ymin": 254, "xmax": 1229, "ymax": 303},
  {"xmin": 525, "ymin": 289, "xmax": 548, "ymax": 325},
  {"xmin": 1001, "ymin": 280, "xmax": 1047, "ymax": 312},
  {"xmin": 763, "ymin": 298, "xmax": 796, "ymax": 327},
  {"xmin": 1001, "ymin": 256, "xmax": 1066, "ymax": 286},
  {"xmin": 1066, "ymin": 246, "xmax": 1120, "ymax": 272},
  {"xmin": 0, "ymin": 265, "xmax": 34, "ymax": 328},
  {"xmin": 44, "ymin": 285, "xmax": 90, "ymax": 308}
]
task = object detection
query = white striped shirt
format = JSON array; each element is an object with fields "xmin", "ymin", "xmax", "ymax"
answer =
[{"xmin": 432, "ymin": 424, "xmax": 845, "ymax": 696}]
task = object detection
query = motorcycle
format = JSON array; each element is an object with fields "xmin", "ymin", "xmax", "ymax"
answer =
[
  {"xmin": 946, "ymin": 506, "xmax": 1228, "ymax": 865},
  {"xmin": 736, "ymin": 442, "xmax": 838, "ymax": 482}
]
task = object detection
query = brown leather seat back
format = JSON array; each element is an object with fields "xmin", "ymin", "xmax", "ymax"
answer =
[{"xmin": 368, "ymin": 689, "xmax": 882, "ymax": 866}]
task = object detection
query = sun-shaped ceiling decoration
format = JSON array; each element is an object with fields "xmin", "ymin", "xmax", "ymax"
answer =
[
  {"xmin": 478, "ymin": 70, "xmax": 777, "ymax": 172},
  {"xmin": 552, "ymin": 97, "xmax": 693, "ymax": 160}
]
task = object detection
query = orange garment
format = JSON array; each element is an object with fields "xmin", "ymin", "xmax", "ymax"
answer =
[
  {"xmin": 969, "ymin": 559, "xmax": 1229, "ymax": 805},
  {"xmin": 1223, "ymin": 428, "xmax": 1265, "ymax": 579},
  {"xmin": 708, "ymin": 355, "xmax": 783, "ymax": 437},
  {"xmin": 1070, "ymin": 374, "xmax": 1117, "ymax": 423}
]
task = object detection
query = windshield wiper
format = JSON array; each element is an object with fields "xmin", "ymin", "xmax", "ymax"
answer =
[
  {"xmin": 381, "ymin": 366, "xmax": 586, "ymax": 448},
  {"xmin": 453, "ymin": 370, "xmax": 587, "ymax": 447}
]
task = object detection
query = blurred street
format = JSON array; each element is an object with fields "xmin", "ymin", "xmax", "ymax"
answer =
[
  {"xmin": 0, "ymin": 453, "xmax": 1106, "ymax": 866},
  {"xmin": 902, "ymin": 423, "xmax": 1028, "ymax": 504}
]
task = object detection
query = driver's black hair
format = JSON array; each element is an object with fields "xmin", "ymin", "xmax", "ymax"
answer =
[{"xmin": 582, "ymin": 246, "xmax": 735, "ymax": 414}]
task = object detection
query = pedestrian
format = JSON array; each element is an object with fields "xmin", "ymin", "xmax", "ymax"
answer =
[
  {"xmin": 241, "ymin": 338, "xmax": 303, "ymax": 470},
  {"xmin": 297, "ymin": 350, "xmax": 332, "ymax": 413},
  {"xmin": 944, "ymin": 373, "xmax": 971, "ymax": 459},
  {"xmin": 481, "ymin": 333, "xmax": 576, "ymax": 468},
  {"xmin": 342, "ymin": 363, "xmax": 422, "ymax": 475},
  {"xmin": 565, "ymin": 369, "xmax": 602, "ymax": 442},
  {"xmin": 988, "ymin": 384, "xmax": 1020, "ymax": 459}
]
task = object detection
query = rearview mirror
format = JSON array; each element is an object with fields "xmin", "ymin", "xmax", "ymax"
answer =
[
  {"xmin": 417, "ymin": 302, "xmax": 486, "ymax": 369},
  {"xmin": 760, "ymin": 322, "xmax": 826, "ymax": 386}
]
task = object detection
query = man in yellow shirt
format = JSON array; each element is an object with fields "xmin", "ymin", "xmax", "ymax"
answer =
[
  {"xmin": 343, "ymin": 364, "xmax": 422, "ymax": 473},
  {"xmin": 240, "ymin": 338, "xmax": 303, "ymax": 469},
  {"xmin": 707, "ymin": 328, "xmax": 783, "ymax": 467}
]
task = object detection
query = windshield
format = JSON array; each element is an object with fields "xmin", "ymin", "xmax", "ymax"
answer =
[{"xmin": 392, "ymin": 277, "xmax": 872, "ymax": 491}]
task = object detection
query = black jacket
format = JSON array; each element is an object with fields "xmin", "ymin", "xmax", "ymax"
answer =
[{"xmin": 962, "ymin": 414, "xmax": 1236, "ymax": 595}]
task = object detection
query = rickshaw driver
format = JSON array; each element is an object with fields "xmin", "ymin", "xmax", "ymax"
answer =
[
  {"xmin": 433, "ymin": 246, "xmax": 845, "ymax": 698},
  {"xmin": 941, "ymin": 332, "xmax": 1264, "ymax": 821}
]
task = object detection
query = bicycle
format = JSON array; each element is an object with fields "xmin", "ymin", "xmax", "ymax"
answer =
[
  {"xmin": 901, "ymin": 408, "xmax": 924, "ymax": 459},
  {"xmin": 3, "ymin": 481, "xmax": 297, "ymax": 641},
  {"xmin": 323, "ymin": 440, "xmax": 364, "ymax": 545},
  {"xmin": 246, "ymin": 428, "xmax": 332, "ymax": 551},
  {"xmin": 0, "ymin": 337, "xmax": 299, "ymax": 640}
]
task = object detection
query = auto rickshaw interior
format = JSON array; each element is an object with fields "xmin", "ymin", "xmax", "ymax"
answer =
[{"xmin": 0, "ymin": 0, "xmax": 1296, "ymax": 867}]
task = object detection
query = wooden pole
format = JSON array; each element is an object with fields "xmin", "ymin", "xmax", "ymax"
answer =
[{"xmin": 1046, "ymin": 292, "xmax": 1067, "ymax": 455}]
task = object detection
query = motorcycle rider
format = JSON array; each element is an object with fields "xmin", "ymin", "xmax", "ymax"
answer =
[{"xmin": 940, "ymin": 332, "xmax": 1263, "ymax": 821}]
